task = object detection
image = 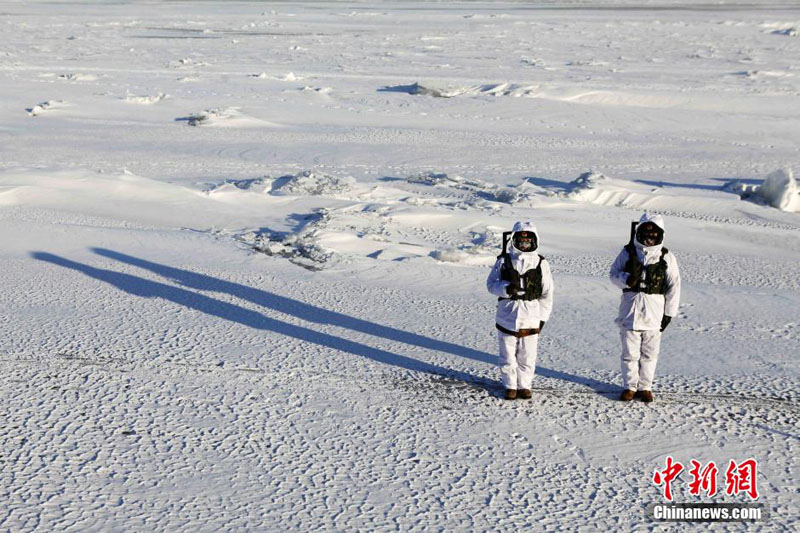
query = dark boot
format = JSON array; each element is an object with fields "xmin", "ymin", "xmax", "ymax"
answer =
[
  {"xmin": 620, "ymin": 389, "xmax": 636, "ymax": 402},
  {"xmin": 517, "ymin": 389, "xmax": 532, "ymax": 400},
  {"xmin": 504, "ymin": 389, "xmax": 517, "ymax": 400},
  {"xmin": 636, "ymin": 390, "xmax": 654, "ymax": 403}
]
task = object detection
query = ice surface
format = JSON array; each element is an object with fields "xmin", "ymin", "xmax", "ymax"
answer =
[{"xmin": 1, "ymin": 0, "xmax": 798, "ymax": 530}]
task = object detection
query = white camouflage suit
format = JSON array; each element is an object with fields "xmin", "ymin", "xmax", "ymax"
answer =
[
  {"xmin": 486, "ymin": 221, "xmax": 554, "ymax": 391},
  {"xmin": 609, "ymin": 213, "xmax": 681, "ymax": 392}
]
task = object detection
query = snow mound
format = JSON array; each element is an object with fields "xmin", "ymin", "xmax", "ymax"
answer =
[
  {"xmin": 559, "ymin": 170, "xmax": 663, "ymax": 207},
  {"xmin": 735, "ymin": 70, "xmax": 794, "ymax": 79},
  {"xmin": 170, "ymin": 57, "xmax": 209, "ymax": 68},
  {"xmin": 554, "ymin": 168, "xmax": 800, "ymax": 214},
  {"xmin": 241, "ymin": 231, "xmax": 333, "ymax": 270},
  {"xmin": 205, "ymin": 171, "xmax": 355, "ymax": 198},
  {"xmin": 177, "ymin": 107, "xmax": 274, "ymax": 127},
  {"xmin": 429, "ymin": 247, "xmax": 493, "ymax": 266},
  {"xmin": 569, "ymin": 170, "xmax": 610, "ymax": 191},
  {"xmin": 429, "ymin": 249, "xmax": 470, "ymax": 263},
  {"xmin": 0, "ymin": 167, "xmax": 301, "ymax": 231},
  {"xmin": 383, "ymin": 82, "xmax": 538, "ymax": 98},
  {"xmin": 521, "ymin": 57, "xmax": 544, "ymax": 67},
  {"xmin": 546, "ymin": 89, "xmax": 686, "ymax": 109},
  {"xmin": 301, "ymin": 86, "xmax": 332, "ymax": 94},
  {"xmin": 566, "ymin": 60, "xmax": 610, "ymax": 67},
  {"xmin": 722, "ymin": 179, "xmax": 759, "ymax": 197},
  {"xmin": 406, "ymin": 172, "xmax": 451, "ymax": 186},
  {"xmin": 772, "ymin": 27, "xmax": 797, "ymax": 36},
  {"xmin": 405, "ymin": 172, "xmax": 525, "ymax": 206},
  {"xmin": 271, "ymin": 170, "xmax": 355, "ymax": 196},
  {"xmin": 564, "ymin": 171, "xmax": 624, "ymax": 202},
  {"xmin": 250, "ymin": 72, "xmax": 305, "ymax": 81},
  {"xmin": 724, "ymin": 169, "xmax": 799, "ymax": 212},
  {"xmin": 205, "ymin": 177, "xmax": 273, "ymax": 195},
  {"xmin": 58, "ymin": 73, "xmax": 98, "ymax": 82},
  {"xmin": 26, "ymin": 100, "xmax": 68, "ymax": 116},
  {"xmin": 124, "ymin": 92, "xmax": 168, "ymax": 105},
  {"xmin": 757, "ymin": 169, "xmax": 799, "ymax": 212},
  {"xmin": 237, "ymin": 209, "xmax": 334, "ymax": 270}
]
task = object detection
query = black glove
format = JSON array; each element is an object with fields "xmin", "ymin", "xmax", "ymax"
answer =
[
  {"xmin": 626, "ymin": 264, "xmax": 643, "ymax": 288},
  {"xmin": 505, "ymin": 283, "xmax": 519, "ymax": 296},
  {"xmin": 660, "ymin": 315, "xmax": 672, "ymax": 332}
]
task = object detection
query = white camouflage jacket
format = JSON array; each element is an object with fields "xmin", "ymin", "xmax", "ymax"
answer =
[
  {"xmin": 486, "ymin": 221, "xmax": 554, "ymax": 332},
  {"xmin": 609, "ymin": 213, "xmax": 681, "ymax": 331}
]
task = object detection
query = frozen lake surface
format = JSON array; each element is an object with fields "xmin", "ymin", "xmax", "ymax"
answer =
[{"xmin": 1, "ymin": 1, "xmax": 798, "ymax": 530}]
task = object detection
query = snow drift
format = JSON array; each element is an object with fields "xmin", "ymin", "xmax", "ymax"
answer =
[{"xmin": 757, "ymin": 168, "xmax": 799, "ymax": 212}]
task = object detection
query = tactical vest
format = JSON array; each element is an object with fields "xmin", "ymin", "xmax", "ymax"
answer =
[
  {"xmin": 623, "ymin": 244, "xmax": 669, "ymax": 295},
  {"xmin": 499, "ymin": 253, "xmax": 544, "ymax": 301}
]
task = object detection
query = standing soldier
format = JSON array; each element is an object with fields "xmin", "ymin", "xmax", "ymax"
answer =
[
  {"xmin": 610, "ymin": 213, "xmax": 681, "ymax": 403},
  {"xmin": 486, "ymin": 221, "xmax": 554, "ymax": 400}
]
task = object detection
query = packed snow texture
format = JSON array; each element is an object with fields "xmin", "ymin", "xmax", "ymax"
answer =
[{"xmin": 1, "ymin": 1, "xmax": 798, "ymax": 531}]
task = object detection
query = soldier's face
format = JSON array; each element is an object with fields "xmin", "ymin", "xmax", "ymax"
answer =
[
  {"xmin": 637, "ymin": 223, "xmax": 662, "ymax": 246},
  {"xmin": 515, "ymin": 233, "xmax": 534, "ymax": 251}
]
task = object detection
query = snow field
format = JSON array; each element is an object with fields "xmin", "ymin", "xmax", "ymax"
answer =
[{"xmin": 1, "ymin": 1, "xmax": 799, "ymax": 530}]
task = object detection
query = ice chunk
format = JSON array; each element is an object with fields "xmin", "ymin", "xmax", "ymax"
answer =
[
  {"xmin": 124, "ymin": 92, "xmax": 167, "ymax": 105},
  {"xmin": 757, "ymin": 169, "xmax": 798, "ymax": 212},
  {"xmin": 569, "ymin": 170, "xmax": 610, "ymax": 191},
  {"xmin": 271, "ymin": 170, "xmax": 355, "ymax": 196}
]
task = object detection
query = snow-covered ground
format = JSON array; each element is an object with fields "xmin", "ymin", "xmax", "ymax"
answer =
[{"xmin": 1, "ymin": 1, "xmax": 798, "ymax": 530}]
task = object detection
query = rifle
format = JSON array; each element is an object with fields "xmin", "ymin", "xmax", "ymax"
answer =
[
  {"xmin": 501, "ymin": 231, "xmax": 512, "ymax": 255},
  {"xmin": 624, "ymin": 220, "xmax": 642, "ymax": 287},
  {"xmin": 499, "ymin": 231, "xmax": 525, "ymax": 298}
]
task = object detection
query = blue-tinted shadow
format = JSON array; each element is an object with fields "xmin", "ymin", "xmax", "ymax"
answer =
[
  {"xmin": 535, "ymin": 367, "xmax": 617, "ymax": 394},
  {"xmin": 634, "ymin": 179, "xmax": 722, "ymax": 191},
  {"xmin": 32, "ymin": 252, "xmax": 488, "ymax": 387},
  {"xmin": 523, "ymin": 176, "xmax": 571, "ymax": 190},
  {"xmin": 91, "ymin": 248, "xmax": 619, "ymax": 394},
  {"xmin": 91, "ymin": 247, "xmax": 496, "ymax": 366},
  {"xmin": 34, "ymin": 249, "xmax": 618, "ymax": 396}
]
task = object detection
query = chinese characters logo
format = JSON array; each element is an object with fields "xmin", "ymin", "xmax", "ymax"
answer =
[{"xmin": 653, "ymin": 457, "xmax": 759, "ymax": 501}]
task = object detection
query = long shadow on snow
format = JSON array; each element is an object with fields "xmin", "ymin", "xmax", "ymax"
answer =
[
  {"xmin": 32, "ymin": 252, "xmax": 489, "ymax": 387},
  {"xmin": 91, "ymin": 247, "xmax": 496, "ymax": 365},
  {"xmin": 634, "ymin": 179, "xmax": 723, "ymax": 191},
  {"xmin": 89, "ymin": 248, "xmax": 620, "ymax": 395},
  {"xmin": 38, "ymin": 249, "xmax": 618, "ymax": 396},
  {"xmin": 535, "ymin": 367, "xmax": 618, "ymax": 395}
]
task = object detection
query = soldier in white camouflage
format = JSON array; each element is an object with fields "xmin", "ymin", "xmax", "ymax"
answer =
[
  {"xmin": 486, "ymin": 221, "xmax": 554, "ymax": 400},
  {"xmin": 609, "ymin": 213, "xmax": 681, "ymax": 403}
]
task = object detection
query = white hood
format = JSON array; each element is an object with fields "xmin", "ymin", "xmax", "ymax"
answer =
[
  {"xmin": 509, "ymin": 220, "xmax": 539, "ymax": 255},
  {"xmin": 634, "ymin": 212, "xmax": 665, "ymax": 262},
  {"xmin": 638, "ymin": 212, "xmax": 665, "ymax": 233},
  {"xmin": 635, "ymin": 212, "xmax": 665, "ymax": 249},
  {"xmin": 610, "ymin": 211, "xmax": 681, "ymax": 330},
  {"xmin": 487, "ymin": 220, "xmax": 555, "ymax": 331}
]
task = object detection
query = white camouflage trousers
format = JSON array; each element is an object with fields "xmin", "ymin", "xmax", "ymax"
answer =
[
  {"xmin": 498, "ymin": 331, "xmax": 538, "ymax": 390},
  {"xmin": 620, "ymin": 328, "xmax": 662, "ymax": 391}
]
